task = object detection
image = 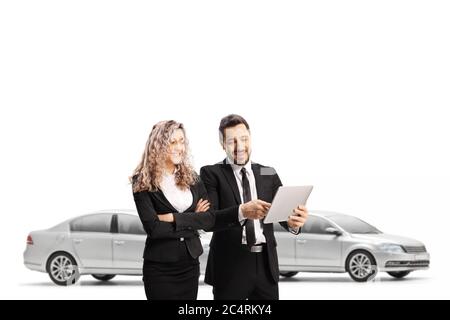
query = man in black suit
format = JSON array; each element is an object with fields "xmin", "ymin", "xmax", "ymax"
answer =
[{"xmin": 200, "ymin": 114, "xmax": 309, "ymax": 300}]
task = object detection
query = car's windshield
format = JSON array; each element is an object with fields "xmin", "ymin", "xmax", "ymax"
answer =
[{"xmin": 328, "ymin": 215, "xmax": 381, "ymax": 234}]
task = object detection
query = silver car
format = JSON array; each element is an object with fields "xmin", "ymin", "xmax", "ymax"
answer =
[
  {"xmin": 270, "ymin": 211, "xmax": 430, "ymax": 282},
  {"xmin": 24, "ymin": 210, "xmax": 146, "ymax": 285},
  {"xmin": 24, "ymin": 210, "xmax": 430, "ymax": 285}
]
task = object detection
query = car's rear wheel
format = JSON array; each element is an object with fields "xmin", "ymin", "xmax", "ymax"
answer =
[
  {"xmin": 92, "ymin": 274, "xmax": 116, "ymax": 281},
  {"xmin": 280, "ymin": 272, "xmax": 298, "ymax": 278},
  {"xmin": 346, "ymin": 250, "xmax": 377, "ymax": 282},
  {"xmin": 46, "ymin": 252, "xmax": 79, "ymax": 286},
  {"xmin": 387, "ymin": 271, "xmax": 411, "ymax": 279}
]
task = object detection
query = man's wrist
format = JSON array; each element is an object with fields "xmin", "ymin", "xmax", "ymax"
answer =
[
  {"xmin": 288, "ymin": 225, "xmax": 300, "ymax": 234},
  {"xmin": 238, "ymin": 205, "xmax": 246, "ymax": 225}
]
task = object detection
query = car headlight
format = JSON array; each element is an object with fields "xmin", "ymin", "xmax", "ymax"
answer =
[{"xmin": 379, "ymin": 243, "xmax": 405, "ymax": 253}]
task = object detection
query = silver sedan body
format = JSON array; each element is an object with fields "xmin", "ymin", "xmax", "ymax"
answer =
[
  {"xmin": 24, "ymin": 210, "xmax": 145, "ymax": 285},
  {"xmin": 24, "ymin": 210, "xmax": 430, "ymax": 285},
  {"xmin": 271, "ymin": 211, "xmax": 430, "ymax": 281},
  {"xmin": 199, "ymin": 211, "xmax": 430, "ymax": 281}
]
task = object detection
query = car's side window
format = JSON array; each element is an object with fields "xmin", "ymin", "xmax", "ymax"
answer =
[
  {"xmin": 118, "ymin": 215, "xmax": 146, "ymax": 235},
  {"xmin": 70, "ymin": 214, "xmax": 112, "ymax": 233},
  {"xmin": 301, "ymin": 216, "xmax": 314, "ymax": 233},
  {"xmin": 302, "ymin": 216, "xmax": 333, "ymax": 234}
]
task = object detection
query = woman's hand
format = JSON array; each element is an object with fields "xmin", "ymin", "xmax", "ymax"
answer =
[
  {"xmin": 195, "ymin": 198, "xmax": 210, "ymax": 213},
  {"xmin": 157, "ymin": 213, "xmax": 174, "ymax": 222}
]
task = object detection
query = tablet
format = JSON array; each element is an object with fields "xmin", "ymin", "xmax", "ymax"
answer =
[{"xmin": 263, "ymin": 186, "xmax": 313, "ymax": 224}]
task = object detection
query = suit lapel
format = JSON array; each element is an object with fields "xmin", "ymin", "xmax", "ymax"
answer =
[
  {"xmin": 187, "ymin": 185, "xmax": 198, "ymax": 212},
  {"xmin": 154, "ymin": 187, "xmax": 197, "ymax": 213},
  {"xmin": 153, "ymin": 190, "xmax": 179, "ymax": 213},
  {"xmin": 252, "ymin": 163, "xmax": 271, "ymax": 229},
  {"xmin": 251, "ymin": 163, "xmax": 263, "ymax": 200},
  {"xmin": 220, "ymin": 159, "xmax": 242, "ymax": 205}
]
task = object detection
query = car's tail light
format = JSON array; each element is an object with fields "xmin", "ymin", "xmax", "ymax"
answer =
[{"xmin": 27, "ymin": 235, "xmax": 33, "ymax": 245}]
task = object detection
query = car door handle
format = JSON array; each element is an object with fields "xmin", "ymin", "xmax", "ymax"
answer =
[
  {"xmin": 73, "ymin": 239, "xmax": 83, "ymax": 244},
  {"xmin": 114, "ymin": 240, "xmax": 125, "ymax": 246},
  {"xmin": 296, "ymin": 239, "xmax": 307, "ymax": 244}
]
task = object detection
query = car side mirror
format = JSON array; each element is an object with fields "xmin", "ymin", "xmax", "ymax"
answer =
[{"xmin": 325, "ymin": 227, "xmax": 342, "ymax": 236}]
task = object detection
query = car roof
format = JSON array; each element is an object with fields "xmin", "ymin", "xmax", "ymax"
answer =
[
  {"xmin": 87, "ymin": 209, "xmax": 352, "ymax": 220},
  {"xmin": 56, "ymin": 209, "xmax": 352, "ymax": 228},
  {"xmin": 81, "ymin": 209, "xmax": 350, "ymax": 217},
  {"xmin": 59, "ymin": 210, "xmax": 138, "ymax": 225},
  {"xmin": 70, "ymin": 210, "xmax": 139, "ymax": 221},
  {"xmin": 91, "ymin": 209, "xmax": 137, "ymax": 215},
  {"xmin": 310, "ymin": 210, "xmax": 349, "ymax": 218}
]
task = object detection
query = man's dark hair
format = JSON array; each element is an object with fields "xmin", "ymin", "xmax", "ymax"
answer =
[{"xmin": 219, "ymin": 114, "xmax": 250, "ymax": 143}]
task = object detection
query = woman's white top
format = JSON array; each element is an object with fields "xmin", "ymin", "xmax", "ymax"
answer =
[{"xmin": 160, "ymin": 172, "xmax": 193, "ymax": 213}]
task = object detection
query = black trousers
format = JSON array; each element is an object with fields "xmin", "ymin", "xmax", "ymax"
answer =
[
  {"xmin": 213, "ymin": 247, "xmax": 279, "ymax": 300},
  {"xmin": 142, "ymin": 245, "xmax": 200, "ymax": 300}
]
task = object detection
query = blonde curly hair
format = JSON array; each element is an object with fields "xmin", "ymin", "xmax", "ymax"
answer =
[{"xmin": 131, "ymin": 120, "xmax": 198, "ymax": 193}]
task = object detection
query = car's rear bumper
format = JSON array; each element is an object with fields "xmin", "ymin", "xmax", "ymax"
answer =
[
  {"xmin": 24, "ymin": 261, "xmax": 46, "ymax": 272},
  {"xmin": 375, "ymin": 251, "xmax": 430, "ymax": 272},
  {"xmin": 23, "ymin": 247, "xmax": 46, "ymax": 273}
]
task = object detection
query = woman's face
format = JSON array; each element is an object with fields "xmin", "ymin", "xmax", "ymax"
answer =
[{"xmin": 166, "ymin": 128, "xmax": 186, "ymax": 166}]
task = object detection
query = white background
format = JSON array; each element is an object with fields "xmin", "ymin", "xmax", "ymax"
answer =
[{"xmin": 1, "ymin": 0, "xmax": 449, "ymax": 299}]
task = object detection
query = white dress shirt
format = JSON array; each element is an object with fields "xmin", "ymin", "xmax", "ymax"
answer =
[
  {"xmin": 227, "ymin": 158, "xmax": 300, "ymax": 242},
  {"xmin": 227, "ymin": 158, "xmax": 266, "ymax": 245},
  {"xmin": 160, "ymin": 172, "xmax": 193, "ymax": 213}
]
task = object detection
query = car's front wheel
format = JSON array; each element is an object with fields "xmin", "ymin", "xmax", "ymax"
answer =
[
  {"xmin": 387, "ymin": 271, "xmax": 410, "ymax": 279},
  {"xmin": 346, "ymin": 250, "xmax": 377, "ymax": 282},
  {"xmin": 46, "ymin": 252, "xmax": 79, "ymax": 286},
  {"xmin": 92, "ymin": 274, "xmax": 116, "ymax": 281},
  {"xmin": 280, "ymin": 272, "xmax": 298, "ymax": 278}
]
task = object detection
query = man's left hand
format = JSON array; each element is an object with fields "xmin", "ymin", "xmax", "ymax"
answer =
[{"xmin": 287, "ymin": 205, "xmax": 308, "ymax": 229}]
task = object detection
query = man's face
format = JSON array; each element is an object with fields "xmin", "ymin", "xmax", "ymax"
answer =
[{"xmin": 222, "ymin": 124, "xmax": 252, "ymax": 165}]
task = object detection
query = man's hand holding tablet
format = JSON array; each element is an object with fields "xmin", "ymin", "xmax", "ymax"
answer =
[
  {"xmin": 263, "ymin": 186, "xmax": 313, "ymax": 226},
  {"xmin": 287, "ymin": 204, "xmax": 309, "ymax": 229}
]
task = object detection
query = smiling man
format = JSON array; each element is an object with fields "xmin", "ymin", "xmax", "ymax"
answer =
[{"xmin": 200, "ymin": 114, "xmax": 309, "ymax": 300}]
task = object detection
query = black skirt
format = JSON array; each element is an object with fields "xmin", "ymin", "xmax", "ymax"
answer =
[{"xmin": 142, "ymin": 243, "xmax": 200, "ymax": 300}]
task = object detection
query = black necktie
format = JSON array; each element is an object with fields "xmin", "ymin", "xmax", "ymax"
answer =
[{"xmin": 241, "ymin": 167, "xmax": 256, "ymax": 246}]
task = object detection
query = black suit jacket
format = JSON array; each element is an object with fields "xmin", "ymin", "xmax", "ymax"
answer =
[
  {"xmin": 200, "ymin": 160, "xmax": 295, "ymax": 287},
  {"xmin": 133, "ymin": 176, "xmax": 237, "ymax": 263}
]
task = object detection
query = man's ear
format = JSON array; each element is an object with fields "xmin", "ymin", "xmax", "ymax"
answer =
[{"xmin": 219, "ymin": 133, "xmax": 225, "ymax": 150}]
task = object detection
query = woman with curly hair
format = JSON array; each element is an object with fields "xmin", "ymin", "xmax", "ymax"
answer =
[{"xmin": 131, "ymin": 120, "xmax": 237, "ymax": 300}]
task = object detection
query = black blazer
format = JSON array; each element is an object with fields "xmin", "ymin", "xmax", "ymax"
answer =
[
  {"xmin": 200, "ymin": 160, "xmax": 295, "ymax": 287},
  {"xmin": 132, "ymin": 176, "xmax": 238, "ymax": 263}
]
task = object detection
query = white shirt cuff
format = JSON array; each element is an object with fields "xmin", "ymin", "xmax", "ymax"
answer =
[
  {"xmin": 238, "ymin": 205, "xmax": 246, "ymax": 225},
  {"xmin": 289, "ymin": 226, "xmax": 300, "ymax": 234}
]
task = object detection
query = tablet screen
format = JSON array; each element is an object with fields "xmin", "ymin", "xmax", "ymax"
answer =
[{"xmin": 263, "ymin": 186, "xmax": 313, "ymax": 224}]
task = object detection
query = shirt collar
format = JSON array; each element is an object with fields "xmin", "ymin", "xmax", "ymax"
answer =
[{"xmin": 226, "ymin": 157, "xmax": 252, "ymax": 175}]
